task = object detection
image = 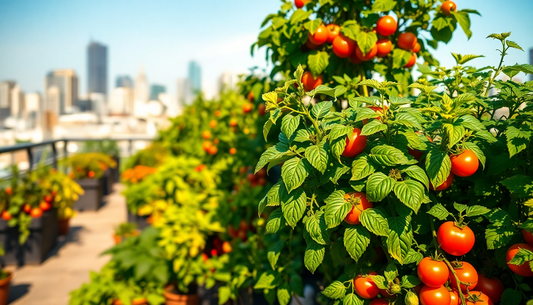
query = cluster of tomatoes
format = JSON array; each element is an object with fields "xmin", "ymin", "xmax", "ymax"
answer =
[
  {"xmin": 227, "ymin": 219, "xmax": 255, "ymax": 243},
  {"xmin": 69, "ymin": 166, "xmax": 96, "ymax": 179},
  {"xmin": 202, "ymin": 130, "xmax": 219, "ymax": 155},
  {"xmin": 1, "ymin": 190, "xmax": 55, "ymax": 221},
  {"xmin": 427, "ymin": 149, "xmax": 479, "ymax": 191},
  {"xmin": 237, "ymin": 167, "xmax": 267, "ymax": 189}
]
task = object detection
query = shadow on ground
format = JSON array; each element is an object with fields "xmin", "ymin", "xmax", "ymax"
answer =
[
  {"xmin": 8, "ymin": 283, "xmax": 30, "ymax": 303},
  {"xmin": 46, "ymin": 226, "xmax": 84, "ymax": 259}
]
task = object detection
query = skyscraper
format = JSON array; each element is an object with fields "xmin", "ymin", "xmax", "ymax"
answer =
[
  {"xmin": 149, "ymin": 84, "xmax": 166, "ymax": 101},
  {"xmin": 134, "ymin": 66, "xmax": 149, "ymax": 116},
  {"xmin": 177, "ymin": 78, "xmax": 192, "ymax": 106},
  {"xmin": 116, "ymin": 75, "xmax": 133, "ymax": 88},
  {"xmin": 87, "ymin": 41, "xmax": 108, "ymax": 96},
  {"xmin": 0, "ymin": 81, "xmax": 16, "ymax": 126},
  {"xmin": 45, "ymin": 69, "xmax": 78, "ymax": 115},
  {"xmin": 188, "ymin": 61, "xmax": 202, "ymax": 93}
]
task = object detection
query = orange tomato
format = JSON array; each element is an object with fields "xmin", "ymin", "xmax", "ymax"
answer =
[
  {"xmin": 229, "ymin": 148, "xmax": 237, "ymax": 155},
  {"xmin": 332, "ymin": 34, "xmax": 356, "ymax": 58},
  {"xmin": 355, "ymin": 44, "xmax": 378, "ymax": 61},
  {"xmin": 404, "ymin": 53, "xmax": 417, "ymax": 68},
  {"xmin": 441, "ymin": 1, "xmax": 457, "ymax": 16},
  {"xmin": 308, "ymin": 24, "xmax": 328, "ymax": 45},
  {"xmin": 326, "ymin": 24, "xmax": 340, "ymax": 43},
  {"xmin": 376, "ymin": 16, "xmax": 397, "ymax": 36},
  {"xmin": 376, "ymin": 39, "xmax": 392, "ymax": 57},
  {"xmin": 397, "ymin": 32, "xmax": 417, "ymax": 50},
  {"xmin": 301, "ymin": 71, "xmax": 323, "ymax": 91}
]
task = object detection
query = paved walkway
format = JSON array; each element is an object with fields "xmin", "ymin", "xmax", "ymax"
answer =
[{"xmin": 8, "ymin": 184, "xmax": 127, "ymax": 304}]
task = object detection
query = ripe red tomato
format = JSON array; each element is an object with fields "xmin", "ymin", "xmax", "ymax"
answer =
[
  {"xmin": 355, "ymin": 44, "xmax": 378, "ymax": 61},
  {"xmin": 202, "ymin": 141, "xmax": 212, "ymax": 151},
  {"xmin": 88, "ymin": 171, "xmax": 95, "ymax": 178},
  {"xmin": 1, "ymin": 211, "xmax": 11, "ymax": 221},
  {"xmin": 506, "ymin": 243, "xmax": 533, "ymax": 277},
  {"xmin": 229, "ymin": 148, "xmax": 237, "ymax": 155},
  {"xmin": 441, "ymin": 1, "xmax": 457, "ymax": 16},
  {"xmin": 397, "ymin": 32, "xmax": 417, "ymax": 50},
  {"xmin": 413, "ymin": 42, "xmax": 421, "ymax": 53},
  {"xmin": 476, "ymin": 274, "xmax": 503, "ymax": 303},
  {"xmin": 243, "ymin": 103, "xmax": 253, "ymax": 113},
  {"xmin": 5, "ymin": 187, "xmax": 12, "ymax": 196},
  {"xmin": 419, "ymin": 285, "xmax": 451, "ymax": 305},
  {"xmin": 450, "ymin": 150, "xmax": 479, "ymax": 177},
  {"xmin": 523, "ymin": 229, "xmax": 533, "ymax": 246},
  {"xmin": 449, "ymin": 262, "xmax": 478, "ymax": 292},
  {"xmin": 301, "ymin": 71, "xmax": 323, "ymax": 91},
  {"xmin": 209, "ymin": 120, "xmax": 217, "ymax": 129},
  {"xmin": 294, "ymin": 0, "xmax": 309, "ymax": 8},
  {"xmin": 326, "ymin": 24, "xmax": 340, "ymax": 43},
  {"xmin": 376, "ymin": 39, "xmax": 392, "ymax": 57},
  {"xmin": 429, "ymin": 172, "xmax": 454, "ymax": 191},
  {"xmin": 308, "ymin": 24, "xmax": 328, "ymax": 45},
  {"xmin": 229, "ymin": 119, "xmax": 237, "ymax": 127},
  {"xmin": 354, "ymin": 272, "xmax": 379, "ymax": 299},
  {"xmin": 404, "ymin": 53, "xmax": 417, "ymax": 68},
  {"xmin": 437, "ymin": 221, "xmax": 475, "ymax": 256},
  {"xmin": 30, "ymin": 207, "xmax": 43, "ymax": 218},
  {"xmin": 332, "ymin": 34, "xmax": 356, "ymax": 58},
  {"xmin": 202, "ymin": 253, "xmax": 209, "ymax": 262},
  {"xmin": 369, "ymin": 299, "xmax": 389, "ymax": 305},
  {"xmin": 207, "ymin": 146, "xmax": 218, "ymax": 155},
  {"xmin": 466, "ymin": 292, "xmax": 493, "ymax": 305},
  {"xmin": 44, "ymin": 194, "xmax": 53, "ymax": 203},
  {"xmin": 39, "ymin": 201, "xmax": 51, "ymax": 211},
  {"xmin": 343, "ymin": 192, "xmax": 372, "ymax": 225},
  {"xmin": 417, "ymin": 257, "xmax": 449, "ymax": 287},
  {"xmin": 247, "ymin": 91, "xmax": 254, "ymax": 102},
  {"xmin": 449, "ymin": 290, "xmax": 459, "ymax": 305},
  {"xmin": 376, "ymin": 16, "xmax": 397, "ymax": 36},
  {"xmin": 342, "ymin": 128, "xmax": 367, "ymax": 158}
]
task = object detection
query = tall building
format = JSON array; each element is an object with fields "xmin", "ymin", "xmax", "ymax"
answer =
[
  {"xmin": 24, "ymin": 93, "xmax": 41, "ymax": 129},
  {"xmin": 109, "ymin": 87, "xmax": 134, "ymax": 115},
  {"xmin": 87, "ymin": 41, "xmax": 108, "ymax": 96},
  {"xmin": 116, "ymin": 75, "xmax": 133, "ymax": 88},
  {"xmin": 10, "ymin": 84, "xmax": 25, "ymax": 118},
  {"xmin": 0, "ymin": 81, "xmax": 16, "ymax": 127},
  {"xmin": 188, "ymin": 61, "xmax": 202, "ymax": 93},
  {"xmin": 149, "ymin": 84, "xmax": 166, "ymax": 101},
  {"xmin": 177, "ymin": 78, "xmax": 192, "ymax": 106},
  {"xmin": 45, "ymin": 69, "xmax": 78, "ymax": 115},
  {"xmin": 134, "ymin": 66, "xmax": 149, "ymax": 104}
]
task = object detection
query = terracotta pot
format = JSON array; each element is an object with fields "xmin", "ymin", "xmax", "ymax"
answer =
[
  {"xmin": 164, "ymin": 286, "xmax": 199, "ymax": 305},
  {"xmin": 112, "ymin": 298, "xmax": 147, "ymax": 305},
  {"xmin": 58, "ymin": 218, "xmax": 70, "ymax": 236},
  {"xmin": 113, "ymin": 234, "xmax": 122, "ymax": 245},
  {"xmin": 0, "ymin": 271, "xmax": 13, "ymax": 305}
]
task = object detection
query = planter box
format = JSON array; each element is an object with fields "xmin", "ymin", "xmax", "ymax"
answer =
[
  {"xmin": 102, "ymin": 169, "xmax": 113, "ymax": 196},
  {"xmin": 0, "ymin": 208, "xmax": 58, "ymax": 266},
  {"xmin": 126, "ymin": 209, "xmax": 150, "ymax": 230},
  {"xmin": 75, "ymin": 178, "xmax": 104, "ymax": 211}
]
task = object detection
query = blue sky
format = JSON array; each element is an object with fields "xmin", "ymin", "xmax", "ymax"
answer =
[{"xmin": 0, "ymin": 0, "xmax": 532, "ymax": 98}]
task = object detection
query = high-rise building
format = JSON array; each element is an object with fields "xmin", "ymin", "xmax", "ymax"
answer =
[
  {"xmin": 24, "ymin": 92, "xmax": 41, "ymax": 129},
  {"xmin": 149, "ymin": 84, "xmax": 166, "ymax": 101},
  {"xmin": 109, "ymin": 87, "xmax": 134, "ymax": 115},
  {"xmin": 134, "ymin": 66, "xmax": 149, "ymax": 117},
  {"xmin": 87, "ymin": 41, "xmax": 108, "ymax": 96},
  {"xmin": 45, "ymin": 69, "xmax": 78, "ymax": 115},
  {"xmin": 177, "ymin": 78, "xmax": 192, "ymax": 106},
  {"xmin": 530, "ymin": 48, "xmax": 533, "ymax": 81},
  {"xmin": 10, "ymin": 84, "xmax": 25, "ymax": 118},
  {"xmin": 0, "ymin": 81, "xmax": 16, "ymax": 127},
  {"xmin": 188, "ymin": 61, "xmax": 202, "ymax": 93},
  {"xmin": 116, "ymin": 75, "xmax": 133, "ymax": 88}
]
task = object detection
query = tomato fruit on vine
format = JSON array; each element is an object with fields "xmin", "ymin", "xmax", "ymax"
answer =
[
  {"xmin": 222, "ymin": 241, "xmax": 232, "ymax": 253},
  {"xmin": 301, "ymin": 71, "xmax": 323, "ymax": 91},
  {"xmin": 466, "ymin": 292, "xmax": 493, "ymax": 305},
  {"xmin": 355, "ymin": 44, "xmax": 378, "ymax": 61},
  {"xmin": 413, "ymin": 42, "xmax": 421, "ymax": 53},
  {"xmin": 450, "ymin": 150, "xmax": 479, "ymax": 177},
  {"xmin": 441, "ymin": 1, "xmax": 457, "ymax": 16},
  {"xmin": 342, "ymin": 128, "xmax": 367, "ymax": 157},
  {"xmin": 397, "ymin": 32, "xmax": 417, "ymax": 50},
  {"xmin": 437, "ymin": 221, "xmax": 475, "ymax": 256},
  {"xmin": 450, "ymin": 290, "xmax": 459, "ymax": 305},
  {"xmin": 4, "ymin": 187, "xmax": 12, "ymax": 196},
  {"xmin": 449, "ymin": 261, "xmax": 478, "ymax": 292},
  {"xmin": 202, "ymin": 130, "xmax": 212, "ymax": 139},
  {"xmin": 326, "ymin": 24, "xmax": 340, "ymax": 43},
  {"xmin": 523, "ymin": 229, "xmax": 533, "ymax": 246},
  {"xmin": 417, "ymin": 257, "xmax": 449, "ymax": 287},
  {"xmin": 209, "ymin": 120, "xmax": 217, "ymax": 129},
  {"xmin": 369, "ymin": 299, "xmax": 388, "ymax": 305},
  {"xmin": 404, "ymin": 53, "xmax": 417, "ymax": 68},
  {"xmin": 429, "ymin": 172, "xmax": 454, "ymax": 191},
  {"xmin": 419, "ymin": 285, "xmax": 451, "ymax": 305},
  {"xmin": 23, "ymin": 204, "xmax": 31, "ymax": 214},
  {"xmin": 344, "ymin": 192, "xmax": 372, "ymax": 225},
  {"xmin": 1, "ymin": 211, "xmax": 11, "ymax": 221},
  {"xmin": 207, "ymin": 146, "xmax": 218, "ymax": 155},
  {"xmin": 332, "ymin": 34, "xmax": 355, "ymax": 58},
  {"xmin": 376, "ymin": 16, "xmax": 397, "ymax": 36},
  {"xmin": 229, "ymin": 119, "xmax": 237, "ymax": 127},
  {"xmin": 229, "ymin": 148, "xmax": 237, "ymax": 155},
  {"xmin": 31, "ymin": 207, "xmax": 43, "ymax": 218},
  {"xmin": 354, "ymin": 272, "xmax": 379, "ymax": 299},
  {"xmin": 506, "ymin": 243, "xmax": 533, "ymax": 277},
  {"xmin": 294, "ymin": 0, "xmax": 308, "ymax": 9},
  {"xmin": 243, "ymin": 103, "xmax": 252, "ymax": 113},
  {"xmin": 376, "ymin": 39, "xmax": 392, "ymax": 57},
  {"xmin": 476, "ymin": 274, "xmax": 504, "ymax": 303},
  {"xmin": 40, "ymin": 201, "xmax": 51, "ymax": 211},
  {"xmin": 308, "ymin": 24, "xmax": 328, "ymax": 45}
]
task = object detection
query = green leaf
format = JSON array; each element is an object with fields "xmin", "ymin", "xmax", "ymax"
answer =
[
  {"xmin": 254, "ymin": 271, "xmax": 281, "ymax": 289},
  {"xmin": 281, "ymin": 157, "xmax": 311, "ymax": 192},
  {"xmin": 350, "ymin": 156, "xmax": 376, "ymax": 181},
  {"xmin": 306, "ymin": 143, "xmax": 328, "ymax": 174},
  {"xmin": 401, "ymin": 275, "xmax": 421, "ymax": 289},
  {"xmin": 506, "ymin": 40, "xmax": 524, "ymax": 51},
  {"xmin": 324, "ymin": 190, "xmax": 351, "ymax": 228},
  {"xmin": 501, "ymin": 175, "xmax": 533, "ymax": 198},
  {"xmin": 455, "ymin": 114, "xmax": 484, "ymax": 131},
  {"xmin": 355, "ymin": 31, "xmax": 378, "ymax": 56},
  {"xmin": 372, "ymin": 0, "xmax": 397, "ymax": 11},
  {"xmin": 266, "ymin": 208, "xmax": 285, "ymax": 234},
  {"xmin": 359, "ymin": 208, "xmax": 389, "ymax": 237},
  {"xmin": 452, "ymin": 11, "xmax": 472, "ymax": 39},
  {"xmin": 387, "ymin": 216, "xmax": 413, "ymax": 264},
  {"xmin": 370, "ymin": 145, "xmax": 410, "ymax": 166},
  {"xmin": 308, "ymin": 51, "xmax": 330, "ymax": 77},
  {"xmin": 392, "ymin": 48, "xmax": 412, "ymax": 68},
  {"xmin": 329, "ymin": 125, "xmax": 353, "ymax": 143},
  {"xmin": 344, "ymin": 225, "xmax": 371, "ymax": 261},
  {"xmin": 263, "ymin": 120, "xmax": 273, "ymax": 141},
  {"xmin": 304, "ymin": 240, "xmax": 325, "ymax": 273},
  {"xmin": 394, "ymin": 180, "xmax": 425, "ymax": 214},
  {"xmin": 290, "ymin": 10, "xmax": 312, "ymax": 24},
  {"xmin": 277, "ymin": 284, "xmax": 291, "ymax": 305},
  {"xmin": 451, "ymin": 53, "xmax": 484, "ymax": 65},
  {"xmin": 303, "ymin": 19, "xmax": 322, "ymax": 34},
  {"xmin": 268, "ymin": 240, "xmax": 284, "ymax": 269},
  {"xmin": 340, "ymin": 20, "xmax": 360, "ymax": 41},
  {"xmin": 322, "ymin": 281, "xmax": 346, "ymax": 299},
  {"xmin": 361, "ymin": 120, "xmax": 388, "ymax": 136},
  {"xmin": 366, "ymin": 172, "xmax": 395, "ymax": 202},
  {"xmin": 425, "ymin": 149, "xmax": 451, "ymax": 189},
  {"xmin": 369, "ymin": 275, "xmax": 388, "ymax": 289},
  {"xmin": 506, "ymin": 126, "xmax": 532, "ymax": 158},
  {"xmin": 218, "ymin": 286, "xmax": 231, "ymax": 304},
  {"xmin": 485, "ymin": 224, "xmax": 515, "ymax": 250},
  {"xmin": 305, "ymin": 211, "xmax": 330, "ymax": 245},
  {"xmin": 343, "ymin": 293, "xmax": 364, "ymax": 305},
  {"xmin": 281, "ymin": 114, "xmax": 301, "ymax": 139},
  {"xmin": 500, "ymin": 288, "xmax": 522, "ymax": 305},
  {"xmin": 427, "ymin": 204, "xmax": 450, "ymax": 221},
  {"xmin": 508, "ymin": 248, "xmax": 533, "ymax": 265},
  {"xmin": 311, "ymin": 101, "xmax": 333, "ymax": 119},
  {"xmin": 281, "ymin": 188, "xmax": 307, "ymax": 228},
  {"xmin": 465, "ymin": 205, "xmax": 491, "ymax": 218},
  {"xmin": 401, "ymin": 165, "xmax": 429, "ymax": 189},
  {"xmin": 256, "ymin": 143, "xmax": 290, "ymax": 173}
]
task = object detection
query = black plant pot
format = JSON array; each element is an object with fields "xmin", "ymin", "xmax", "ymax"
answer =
[
  {"xmin": 0, "ymin": 208, "xmax": 58, "ymax": 266},
  {"xmin": 126, "ymin": 209, "xmax": 150, "ymax": 230},
  {"xmin": 74, "ymin": 177, "xmax": 104, "ymax": 211}
]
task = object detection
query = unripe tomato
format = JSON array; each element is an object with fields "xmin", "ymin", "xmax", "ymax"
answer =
[
  {"xmin": 397, "ymin": 32, "xmax": 417, "ymax": 50},
  {"xmin": 1, "ymin": 211, "xmax": 11, "ymax": 221},
  {"xmin": 40, "ymin": 201, "xmax": 51, "ymax": 211},
  {"xmin": 376, "ymin": 39, "xmax": 392, "ymax": 57},
  {"xmin": 449, "ymin": 290, "xmax": 459, "ymax": 305},
  {"xmin": 429, "ymin": 172, "xmax": 454, "ymax": 191},
  {"xmin": 332, "ymin": 34, "xmax": 356, "ymax": 58},
  {"xmin": 441, "ymin": 1, "xmax": 457, "ymax": 16},
  {"xmin": 466, "ymin": 292, "xmax": 493, "ymax": 305},
  {"xmin": 326, "ymin": 24, "xmax": 340, "ymax": 43},
  {"xmin": 355, "ymin": 44, "xmax": 378, "ymax": 61},
  {"xmin": 343, "ymin": 192, "xmax": 372, "ymax": 225},
  {"xmin": 476, "ymin": 274, "xmax": 503, "ymax": 303},
  {"xmin": 450, "ymin": 150, "xmax": 479, "ymax": 177},
  {"xmin": 243, "ymin": 103, "xmax": 253, "ymax": 113},
  {"xmin": 419, "ymin": 285, "xmax": 451, "ymax": 305},
  {"xmin": 449, "ymin": 261, "xmax": 478, "ymax": 292},
  {"xmin": 308, "ymin": 24, "xmax": 328, "ymax": 45},
  {"xmin": 222, "ymin": 241, "xmax": 232, "ymax": 253},
  {"xmin": 209, "ymin": 120, "xmax": 217, "ymax": 129},
  {"xmin": 342, "ymin": 128, "xmax": 367, "ymax": 158},
  {"xmin": 523, "ymin": 229, "xmax": 533, "ymax": 246},
  {"xmin": 229, "ymin": 148, "xmax": 237, "ymax": 155},
  {"xmin": 417, "ymin": 257, "xmax": 449, "ymax": 287},
  {"xmin": 404, "ymin": 53, "xmax": 417, "ymax": 68},
  {"xmin": 202, "ymin": 130, "xmax": 212, "ymax": 139},
  {"xmin": 506, "ymin": 243, "xmax": 533, "ymax": 277},
  {"xmin": 207, "ymin": 146, "xmax": 218, "ymax": 155},
  {"xmin": 376, "ymin": 16, "xmax": 397, "ymax": 36},
  {"xmin": 354, "ymin": 272, "xmax": 379, "ymax": 299},
  {"xmin": 31, "ymin": 207, "xmax": 43, "ymax": 218},
  {"xmin": 369, "ymin": 299, "xmax": 388, "ymax": 305},
  {"xmin": 413, "ymin": 42, "xmax": 421, "ymax": 53},
  {"xmin": 294, "ymin": 0, "xmax": 308, "ymax": 9},
  {"xmin": 437, "ymin": 221, "xmax": 475, "ymax": 256},
  {"xmin": 301, "ymin": 71, "xmax": 323, "ymax": 91}
]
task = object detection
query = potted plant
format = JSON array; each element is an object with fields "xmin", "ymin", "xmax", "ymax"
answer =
[
  {"xmin": 83, "ymin": 140, "xmax": 121, "ymax": 193},
  {"xmin": 66, "ymin": 152, "xmax": 116, "ymax": 211},
  {"xmin": 113, "ymin": 222, "xmax": 139, "ymax": 245}
]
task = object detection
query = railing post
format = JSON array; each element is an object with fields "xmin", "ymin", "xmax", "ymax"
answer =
[
  {"xmin": 26, "ymin": 147, "xmax": 33, "ymax": 171},
  {"xmin": 128, "ymin": 139, "xmax": 133, "ymax": 157},
  {"xmin": 63, "ymin": 140, "xmax": 68, "ymax": 158},
  {"xmin": 51, "ymin": 141, "xmax": 58, "ymax": 169}
]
